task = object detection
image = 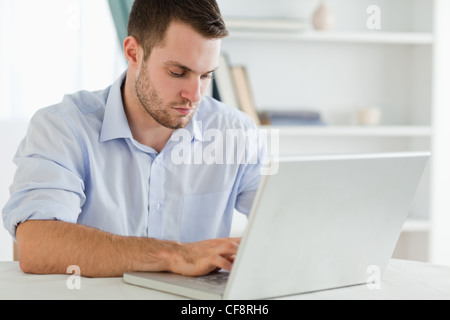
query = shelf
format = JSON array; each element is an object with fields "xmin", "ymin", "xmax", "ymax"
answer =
[
  {"xmin": 228, "ymin": 30, "xmax": 434, "ymax": 45},
  {"xmin": 259, "ymin": 126, "xmax": 432, "ymax": 137}
]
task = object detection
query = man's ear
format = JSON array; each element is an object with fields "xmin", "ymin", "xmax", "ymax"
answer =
[{"xmin": 123, "ymin": 36, "xmax": 142, "ymax": 67}]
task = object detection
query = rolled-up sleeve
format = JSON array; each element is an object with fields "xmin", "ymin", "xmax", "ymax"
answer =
[{"xmin": 2, "ymin": 107, "xmax": 86, "ymax": 238}]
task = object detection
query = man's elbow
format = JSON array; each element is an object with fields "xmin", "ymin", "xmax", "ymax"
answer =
[
  {"xmin": 18, "ymin": 255, "xmax": 34, "ymax": 274},
  {"xmin": 16, "ymin": 241, "xmax": 38, "ymax": 274},
  {"xmin": 15, "ymin": 221, "xmax": 50, "ymax": 275},
  {"xmin": 16, "ymin": 237, "xmax": 38, "ymax": 274}
]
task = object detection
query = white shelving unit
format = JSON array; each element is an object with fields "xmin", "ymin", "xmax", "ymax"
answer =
[
  {"xmin": 260, "ymin": 125, "xmax": 432, "ymax": 137},
  {"xmin": 219, "ymin": 0, "xmax": 450, "ymax": 263},
  {"xmin": 230, "ymin": 30, "xmax": 434, "ymax": 45}
]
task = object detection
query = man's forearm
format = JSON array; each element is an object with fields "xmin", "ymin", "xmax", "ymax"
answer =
[
  {"xmin": 16, "ymin": 220, "xmax": 241, "ymax": 278},
  {"xmin": 16, "ymin": 220, "xmax": 177, "ymax": 278}
]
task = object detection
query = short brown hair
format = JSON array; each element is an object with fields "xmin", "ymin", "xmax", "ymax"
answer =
[{"xmin": 127, "ymin": 0, "xmax": 229, "ymax": 60}]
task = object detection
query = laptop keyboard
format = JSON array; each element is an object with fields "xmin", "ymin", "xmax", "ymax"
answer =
[{"xmin": 188, "ymin": 272, "xmax": 230, "ymax": 287}]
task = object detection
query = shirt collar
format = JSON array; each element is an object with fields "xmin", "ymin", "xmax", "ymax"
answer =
[
  {"xmin": 100, "ymin": 71, "xmax": 204, "ymax": 144},
  {"xmin": 100, "ymin": 71, "xmax": 132, "ymax": 143}
]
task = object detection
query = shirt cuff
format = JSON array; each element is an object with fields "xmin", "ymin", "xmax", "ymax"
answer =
[{"xmin": 3, "ymin": 200, "xmax": 80, "ymax": 239}]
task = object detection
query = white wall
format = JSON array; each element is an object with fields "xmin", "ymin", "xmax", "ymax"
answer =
[{"xmin": 0, "ymin": 120, "xmax": 29, "ymax": 261}]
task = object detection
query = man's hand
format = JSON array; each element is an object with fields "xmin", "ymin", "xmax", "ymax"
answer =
[{"xmin": 168, "ymin": 238, "xmax": 241, "ymax": 277}]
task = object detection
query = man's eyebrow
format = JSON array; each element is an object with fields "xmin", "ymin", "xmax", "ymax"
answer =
[{"xmin": 164, "ymin": 61, "xmax": 218, "ymax": 74}]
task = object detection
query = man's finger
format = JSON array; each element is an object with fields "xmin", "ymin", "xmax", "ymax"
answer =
[{"xmin": 214, "ymin": 255, "xmax": 233, "ymax": 272}]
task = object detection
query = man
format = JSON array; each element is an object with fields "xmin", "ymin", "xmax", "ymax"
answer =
[{"xmin": 2, "ymin": 0, "xmax": 267, "ymax": 278}]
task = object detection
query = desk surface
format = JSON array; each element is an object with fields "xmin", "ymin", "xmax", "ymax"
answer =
[{"xmin": 1, "ymin": 259, "xmax": 450, "ymax": 300}]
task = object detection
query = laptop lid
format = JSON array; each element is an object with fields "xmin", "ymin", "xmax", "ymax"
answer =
[{"xmin": 224, "ymin": 152, "xmax": 430, "ymax": 299}]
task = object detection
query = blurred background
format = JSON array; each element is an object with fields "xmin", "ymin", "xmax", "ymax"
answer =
[{"xmin": 1, "ymin": 0, "xmax": 449, "ymax": 264}]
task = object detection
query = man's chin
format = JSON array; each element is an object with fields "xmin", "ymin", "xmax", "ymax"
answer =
[{"xmin": 166, "ymin": 117, "xmax": 193, "ymax": 130}]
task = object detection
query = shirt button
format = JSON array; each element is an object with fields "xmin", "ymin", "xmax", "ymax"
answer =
[{"xmin": 154, "ymin": 203, "xmax": 162, "ymax": 211}]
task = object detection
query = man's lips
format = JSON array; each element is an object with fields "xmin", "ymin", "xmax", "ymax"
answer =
[{"xmin": 173, "ymin": 107, "xmax": 194, "ymax": 116}]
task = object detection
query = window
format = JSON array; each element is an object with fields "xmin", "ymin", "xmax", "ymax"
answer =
[{"xmin": 0, "ymin": 0, "xmax": 127, "ymax": 119}]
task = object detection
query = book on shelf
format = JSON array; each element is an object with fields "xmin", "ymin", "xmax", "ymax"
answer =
[
  {"xmin": 230, "ymin": 66, "xmax": 261, "ymax": 125},
  {"xmin": 225, "ymin": 17, "xmax": 308, "ymax": 32},
  {"xmin": 213, "ymin": 54, "xmax": 262, "ymax": 125},
  {"xmin": 212, "ymin": 54, "xmax": 240, "ymax": 110},
  {"xmin": 212, "ymin": 54, "xmax": 323, "ymax": 127},
  {"xmin": 260, "ymin": 110, "xmax": 325, "ymax": 126}
]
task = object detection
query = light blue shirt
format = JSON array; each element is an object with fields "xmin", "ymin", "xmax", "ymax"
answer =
[{"xmin": 2, "ymin": 72, "xmax": 267, "ymax": 242}]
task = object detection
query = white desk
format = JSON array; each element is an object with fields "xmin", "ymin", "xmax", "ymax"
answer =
[{"xmin": 1, "ymin": 259, "xmax": 450, "ymax": 300}]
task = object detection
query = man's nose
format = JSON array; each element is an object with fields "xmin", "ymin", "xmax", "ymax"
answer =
[{"xmin": 181, "ymin": 77, "xmax": 202, "ymax": 103}]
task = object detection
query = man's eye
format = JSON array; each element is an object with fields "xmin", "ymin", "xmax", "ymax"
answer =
[
  {"xmin": 170, "ymin": 71, "xmax": 184, "ymax": 78},
  {"xmin": 201, "ymin": 73, "xmax": 214, "ymax": 80}
]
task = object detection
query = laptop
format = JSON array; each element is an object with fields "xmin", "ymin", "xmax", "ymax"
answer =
[{"xmin": 123, "ymin": 152, "xmax": 430, "ymax": 300}]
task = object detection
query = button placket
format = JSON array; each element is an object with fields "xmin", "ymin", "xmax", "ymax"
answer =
[{"xmin": 148, "ymin": 155, "xmax": 164, "ymax": 239}]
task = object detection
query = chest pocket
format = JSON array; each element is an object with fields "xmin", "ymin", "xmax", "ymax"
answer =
[{"xmin": 180, "ymin": 190, "xmax": 232, "ymax": 243}]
